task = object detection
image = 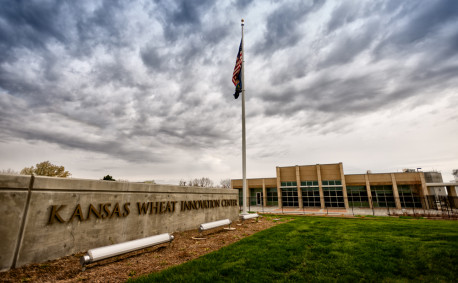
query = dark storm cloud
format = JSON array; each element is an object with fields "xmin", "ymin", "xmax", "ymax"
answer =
[
  {"xmin": 374, "ymin": 0, "xmax": 458, "ymax": 59},
  {"xmin": 13, "ymin": 126, "xmax": 163, "ymax": 163},
  {"xmin": 235, "ymin": 0, "xmax": 254, "ymax": 10},
  {"xmin": 318, "ymin": 20, "xmax": 378, "ymax": 68},
  {"xmin": 326, "ymin": 1, "xmax": 359, "ymax": 33},
  {"xmin": 141, "ymin": 46, "xmax": 166, "ymax": 72},
  {"xmin": 261, "ymin": 54, "xmax": 458, "ymax": 121},
  {"xmin": 0, "ymin": 0, "xmax": 131, "ymax": 62},
  {"xmin": 1, "ymin": 0, "xmax": 457, "ymax": 169},
  {"xmin": 154, "ymin": 0, "xmax": 214, "ymax": 42},
  {"xmin": 385, "ymin": 0, "xmax": 458, "ymax": 46},
  {"xmin": 255, "ymin": 0, "xmax": 325, "ymax": 55},
  {"xmin": 256, "ymin": 0, "xmax": 458, "ymax": 124},
  {"xmin": 0, "ymin": 0, "xmax": 67, "ymax": 62}
]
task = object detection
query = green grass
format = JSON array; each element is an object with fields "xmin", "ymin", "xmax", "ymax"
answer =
[{"xmin": 130, "ymin": 216, "xmax": 458, "ymax": 282}]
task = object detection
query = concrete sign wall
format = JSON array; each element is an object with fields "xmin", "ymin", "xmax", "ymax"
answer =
[{"xmin": 0, "ymin": 174, "xmax": 239, "ymax": 271}]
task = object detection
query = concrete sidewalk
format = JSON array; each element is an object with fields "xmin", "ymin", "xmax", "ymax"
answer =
[{"xmin": 243, "ymin": 205, "xmax": 455, "ymax": 217}]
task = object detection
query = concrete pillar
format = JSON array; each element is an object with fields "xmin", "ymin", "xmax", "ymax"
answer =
[
  {"xmin": 276, "ymin": 167, "xmax": 282, "ymax": 209},
  {"xmin": 419, "ymin": 173, "xmax": 430, "ymax": 209},
  {"xmin": 446, "ymin": 186, "xmax": 458, "ymax": 208},
  {"xmin": 317, "ymin": 164, "xmax": 325, "ymax": 209},
  {"xmin": 339, "ymin": 163, "xmax": 349, "ymax": 209},
  {"xmin": 246, "ymin": 181, "xmax": 250, "ymax": 208},
  {"xmin": 391, "ymin": 173, "xmax": 402, "ymax": 209},
  {"xmin": 262, "ymin": 179, "xmax": 267, "ymax": 207},
  {"xmin": 364, "ymin": 174, "xmax": 373, "ymax": 209},
  {"xmin": 445, "ymin": 185, "xmax": 457, "ymax": 196},
  {"xmin": 296, "ymin": 166, "xmax": 303, "ymax": 208}
]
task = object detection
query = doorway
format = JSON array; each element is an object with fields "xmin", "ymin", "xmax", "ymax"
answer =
[{"xmin": 256, "ymin": 192, "xmax": 262, "ymax": 205}]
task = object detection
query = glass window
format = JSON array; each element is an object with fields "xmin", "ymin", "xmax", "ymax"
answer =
[
  {"xmin": 266, "ymin": 188, "xmax": 278, "ymax": 206},
  {"xmin": 281, "ymin": 187, "xmax": 298, "ymax": 207},
  {"xmin": 371, "ymin": 185, "xmax": 395, "ymax": 207},
  {"xmin": 347, "ymin": 186, "xmax": 369, "ymax": 208},
  {"xmin": 281, "ymin": 181, "xmax": 297, "ymax": 187},
  {"xmin": 301, "ymin": 187, "xmax": 321, "ymax": 207},
  {"xmin": 398, "ymin": 185, "xmax": 422, "ymax": 208},
  {"xmin": 323, "ymin": 186, "xmax": 345, "ymax": 208},
  {"xmin": 300, "ymin": 180, "xmax": 318, "ymax": 187}
]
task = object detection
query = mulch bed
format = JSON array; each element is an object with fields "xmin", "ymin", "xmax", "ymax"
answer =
[{"xmin": 1, "ymin": 216, "xmax": 289, "ymax": 282}]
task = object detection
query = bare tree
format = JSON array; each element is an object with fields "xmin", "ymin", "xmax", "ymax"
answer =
[
  {"xmin": 220, "ymin": 179, "xmax": 231, "ymax": 189},
  {"xmin": 0, "ymin": 168, "xmax": 20, "ymax": 175},
  {"xmin": 198, "ymin": 177, "xmax": 214, "ymax": 188},
  {"xmin": 189, "ymin": 178, "xmax": 200, "ymax": 187},
  {"xmin": 182, "ymin": 177, "xmax": 215, "ymax": 188}
]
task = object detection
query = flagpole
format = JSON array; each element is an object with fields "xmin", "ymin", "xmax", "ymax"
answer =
[{"xmin": 241, "ymin": 19, "xmax": 248, "ymax": 215}]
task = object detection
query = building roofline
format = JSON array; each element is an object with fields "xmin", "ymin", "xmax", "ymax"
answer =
[
  {"xmin": 231, "ymin": 177, "xmax": 276, "ymax": 181},
  {"xmin": 276, "ymin": 162, "xmax": 341, "ymax": 168},
  {"xmin": 426, "ymin": 182, "xmax": 458, "ymax": 187}
]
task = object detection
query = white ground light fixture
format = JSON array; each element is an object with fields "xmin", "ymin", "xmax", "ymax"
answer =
[
  {"xmin": 199, "ymin": 219, "xmax": 232, "ymax": 232},
  {"xmin": 241, "ymin": 213, "xmax": 259, "ymax": 220},
  {"xmin": 80, "ymin": 233, "xmax": 174, "ymax": 265}
]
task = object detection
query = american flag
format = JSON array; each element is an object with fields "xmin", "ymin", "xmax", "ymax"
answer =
[{"xmin": 232, "ymin": 40, "xmax": 243, "ymax": 99}]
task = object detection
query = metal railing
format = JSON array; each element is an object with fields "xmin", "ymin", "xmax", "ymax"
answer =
[{"xmin": 239, "ymin": 195, "xmax": 458, "ymax": 218}]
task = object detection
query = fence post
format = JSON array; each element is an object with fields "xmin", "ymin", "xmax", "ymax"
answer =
[
  {"xmin": 371, "ymin": 197, "xmax": 375, "ymax": 216},
  {"xmin": 423, "ymin": 196, "xmax": 427, "ymax": 215},
  {"xmin": 386, "ymin": 196, "xmax": 390, "ymax": 216},
  {"xmin": 350, "ymin": 198, "xmax": 354, "ymax": 216}
]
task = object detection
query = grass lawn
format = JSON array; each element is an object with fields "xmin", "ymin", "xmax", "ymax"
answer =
[{"xmin": 130, "ymin": 215, "xmax": 458, "ymax": 282}]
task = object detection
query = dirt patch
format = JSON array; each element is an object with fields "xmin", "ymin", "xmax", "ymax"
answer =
[{"xmin": 1, "ymin": 216, "xmax": 289, "ymax": 282}]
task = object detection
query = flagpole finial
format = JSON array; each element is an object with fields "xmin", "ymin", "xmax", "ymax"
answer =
[{"xmin": 241, "ymin": 19, "xmax": 244, "ymax": 26}]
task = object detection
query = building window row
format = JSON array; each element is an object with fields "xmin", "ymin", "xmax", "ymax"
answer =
[
  {"xmin": 322, "ymin": 180, "xmax": 342, "ymax": 186},
  {"xmin": 301, "ymin": 187, "xmax": 320, "ymax": 207},
  {"xmin": 323, "ymin": 186, "xmax": 345, "ymax": 207},
  {"xmin": 398, "ymin": 185, "xmax": 422, "ymax": 208},
  {"xmin": 301, "ymin": 180, "xmax": 319, "ymax": 186},
  {"xmin": 266, "ymin": 188, "xmax": 278, "ymax": 206},
  {"xmin": 238, "ymin": 183, "xmax": 423, "ymax": 209},
  {"xmin": 347, "ymin": 186, "xmax": 370, "ymax": 208},
  {"xmin": 282, "ymin": 180, "xmax": 342, "ymax": 187},
  {"xmin": 371, "ymin": 185, "xmax": 395, "ymax": 207},
  {"xmin": 281, "ymin": 181, "xmax": 297, "ymax": 187},
  {"xmin": 281, "ymin": 187, "xmax": 299, "ymax": 207}
]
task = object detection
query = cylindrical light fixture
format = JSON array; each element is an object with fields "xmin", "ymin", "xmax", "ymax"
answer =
[
  {"xmin": 199, "ymin": 219, "xmax": 231, "ymax": 232},
  {"xmin": 241, "ymin": 213, "xmax": 259, "ymax": 220},
  {"xmin": 80, "ymin": 233, "xmax": 174, "ymax": 265}
]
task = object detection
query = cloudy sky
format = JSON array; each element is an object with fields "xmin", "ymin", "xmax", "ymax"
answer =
[{"xmin": 1, "ymin": 0, "xmax": 457, "ymax": 184}]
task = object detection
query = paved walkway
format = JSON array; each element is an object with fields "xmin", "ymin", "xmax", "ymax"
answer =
[
  {"xmin": 242, "ymin": 206, "xmax": 455, "ymax": 217},
  {"xmin": 246, "ymin": 206, "xmax": 349, "ymax": 216}
]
